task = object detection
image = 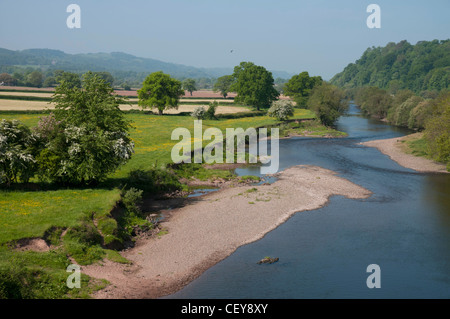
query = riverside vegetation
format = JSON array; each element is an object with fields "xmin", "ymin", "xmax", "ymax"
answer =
[
  {"xmin": 0, "ymin": 65, "xmax": 347, "ymax": 298},
  {"xmin": 330, "ymin": 39, "xmax": 449, "ymax": 170}
]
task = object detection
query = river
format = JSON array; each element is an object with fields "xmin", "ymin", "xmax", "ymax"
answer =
[{"xmin": 166, "ymin": 104, "xmax": 450, "ymax": 298}]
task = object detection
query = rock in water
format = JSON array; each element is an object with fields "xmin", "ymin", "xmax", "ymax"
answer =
[{"xmin": 257, "ymin": 257, "xmax": 279, "ymax": 264}]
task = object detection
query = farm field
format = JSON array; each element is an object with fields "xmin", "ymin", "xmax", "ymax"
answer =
[
  {"xmin": 0, "ymin": 88, "xmax": 245, "ymax": 113},
  {"xmin": 0, "ymin": 100, "xmax": 248, "ymax": 113}
]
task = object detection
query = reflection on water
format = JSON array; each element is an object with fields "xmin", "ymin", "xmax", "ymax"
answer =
[{"xmin": 166, "ymin": 104, "xmax": 450, "ymax": 299}]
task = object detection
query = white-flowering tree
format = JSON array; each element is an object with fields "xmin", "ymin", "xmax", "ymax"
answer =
[
  {"xmin": 36, "ymin": 72, "xmax": 134, "ymax": 185},
  {"xmin": 267, "ymin": 100, "xmax": 295, "ymax": 121},
  {"xmin": 191, "ymin": 106, "xmax": 206, "ymax": 120},
  {"xmin": 0, "ymin": 119, "xmax": 37, "ymax": 186}
]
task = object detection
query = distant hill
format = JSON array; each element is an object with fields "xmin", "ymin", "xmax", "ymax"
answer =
[
  {"xmin": 330, "ymin": 39, "xmax": 449, "ymax": 93},
  {"xmin": 0, "ymin": 48, "xmax": 293, "ymax": 81}
]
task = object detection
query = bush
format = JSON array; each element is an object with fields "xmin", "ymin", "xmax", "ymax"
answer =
[
  {"xmin": 127, "ymin": 168, "xmax": 182, "ymax": 193},
  {"xmin": 0, "ymin": 119, "xmax": 38, "ymax": 186},
  {"xmin": 0, "ymin": 265, "xmax": 36, "ymax": 299},
  {"xmin": 121, "ymin": 188, "xmax": 143, "ymax": 215},
  {"xmin": 66, "ymin": 220, "xmax": 103, "ymax": 246},
  {"xmin": 267, "ymin": 100, "xmax": 295, "ymax": 121},
  {"xmin": 204, "ymin": 101, "xmax": 218, "ymax": 120},
  {"xmin": 191, "ymin": 106, "xmax": 206, "ymax": 120}
]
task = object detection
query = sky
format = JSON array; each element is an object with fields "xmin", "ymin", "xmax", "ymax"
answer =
[{"xmin": 0, "ymin": 0, "xmax": 449, "ymax": 80}]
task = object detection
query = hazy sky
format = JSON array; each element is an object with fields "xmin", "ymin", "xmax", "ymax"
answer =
[{"xmin": 1, "ymin": 0, "xmax": 449, "ymax": 79}]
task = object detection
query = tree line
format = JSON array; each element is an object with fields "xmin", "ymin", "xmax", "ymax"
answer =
[
  {"xmin": 350, "ymin": 86, "xmax": 449, "ymax": 169},
  {"xmin": 139, "ymin": 62, "xmax": 347, "ymax": 126},
  {"xmin": 331, "ymin": 39, "xmax": 449, "ymax": 94}
]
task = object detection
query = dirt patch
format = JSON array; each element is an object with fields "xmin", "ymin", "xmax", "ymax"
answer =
[{"xmin": 15, "ymin": 238, "xmax": 50, "ymax": 252}]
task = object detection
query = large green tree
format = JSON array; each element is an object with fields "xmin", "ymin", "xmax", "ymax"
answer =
[
  {"xmin": 284, "ymin": 72, "xmax": 323, "ymax": 108},
  {"xmin": 307, "ymin": 83, "xmax": 348, "ymax": 126},
  {"xmin": 213, "ymin": 75, "xmax": 234, "ymax": 98},
  {"xmin": 231, "ymin": 62, "xmax": 279, "ymax": 110},
  {"xmin": 137, "ymin": 71, "xmax": 184, "ymax": 115}
]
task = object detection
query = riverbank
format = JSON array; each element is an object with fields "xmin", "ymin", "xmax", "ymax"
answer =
[
  {"xmin": 83, "ymin": 164, "xmax": 371, "ymax": 299},
  {"xmin": 361, "ymin": 133, "xmax": 448, "ymax": 173}
]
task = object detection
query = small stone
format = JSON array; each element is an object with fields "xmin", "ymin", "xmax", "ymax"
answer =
[{"xmin": 257, "ymin": 256, "xmax": 279, "ymax": 264}]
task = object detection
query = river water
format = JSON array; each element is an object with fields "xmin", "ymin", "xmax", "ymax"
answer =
[{"xmin": 166, "ymin": 104, "xmax": 450, "ymax": 299}]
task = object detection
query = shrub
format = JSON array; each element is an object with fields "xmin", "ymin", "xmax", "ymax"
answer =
[
  {"xmin": 0, "ymin": 119, "xmax": 38, "ymax": 186},
  {"xmin": 0, "ymin": 265, "xmax": 36, "ymax": 299},
  {"xmin": 63, "ymin": 221, "xmax": 105, "ymax": 265},
  {"xmin": 191, "ymin": 106, "xmax": 206, "ymax": 120},
  {"xmin": 66, "ymin": 221, "xmax": 103, "ymax": 246},
  {"xmin": 127, "ymin": 168, "xmax": 182, "ymax": 193},
  {"xmin": 267, "ymin": 100, "xmax": 295, "ymax": 121},
  {"xmin": 204, "ymin": 101, "xmax": 218, "ymax": 120},
  {"xmin": 121, "ymin": 187, "xmax": 143, "ymax": 215}
]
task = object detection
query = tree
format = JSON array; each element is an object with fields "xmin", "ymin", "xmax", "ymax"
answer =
[
  {"xmin": 213, "ymin": 75, "xmax": 234, "ymax": 98},
  {"xmin": 0, "ymin": 73, "xmax": 16, "ymax": 86},
  {"xmin": 389, "ymin": 95, "xmax": 423, "ymax": 127},
  {"xmin": 26, "ymin": 70, "xmax": 43, "ymax": 87},
  {"xmin": 0, "ymin": 119, "xmax": 37, "ymax": 186},
  {"xmin": 307, "ymin": 83, "xmax": 348, "ymax": 126},
  {"xmin": 12, "ymin": 72, "xmax": 25, "ymax": 86},
  {"xmin": 38, "ymin": 71, "xmax": 134, "ymax": 185},
  {"xmin": 267, "ymin": 100, "xmax": 295, "ymax": 121},
  {"xmin": 355, "ymin": 86, "xmax": 392, "ymax": 119},
  {"xmin": 408, "ymin": 100, "xmax": 432, "ymax": 129},
  {"xmin": 424, "ymin": 92, "xmax": 450, "ymax": 170},
  {"xmin": 43, "ymin": 76, "xmax": 56, "ymax": 88},
  {"xmin": 284, "ymin": 72, "xmax": 323, "ymax": 108},
  {"xmin": 183, "ymin": 78, "xmax": 197, "ymax": 96},
  {"xmin": 137, "ymin": 71, "xmax": 184, "ymax": 115},
  {"xmin": 93, "ymin": 71, "xmax": 115, "ymax": 86},
  {"xmin": 205, "ymin": 101, "xmax": 218, "ymax": 120},
  {"xmin": 55, "ymin": 71, "xmax": 81, "ymax": 88},
  {"xmin": 231, "ymin": 62, "xmax": 279, "ymax": 110}
]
